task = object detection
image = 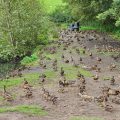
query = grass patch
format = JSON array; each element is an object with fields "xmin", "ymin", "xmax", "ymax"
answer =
[
  {"xmin": 43, "ymin": 51, "xmax": 61, "ymax": 60},
  {"xmin": 43, "ymin": 69, "xmax": 58, "ymax": 80},
  {"xmin": 70, "ymin": 116, "xmax": 103, "ymax": 120},
  {"xmin": 0, "ymin": 105, "xmax": 47, "ymax": 116},
  {"xmin": 99, "ymin": 51, "xmax": 119, "ymax": 56},
  {"xmin": 60, "ymin": 64, "xmax": 92, "ymax": 80},
  {"xmin": 80, "ymin": 26, "xmax": 99, "ymax": 31},
  {"xmin": 0, "ymin": 73, "xmax": 39, "ymax": 89}
]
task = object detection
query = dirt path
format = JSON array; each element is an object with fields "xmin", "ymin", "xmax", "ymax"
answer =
[{"xmin": 0, "ymin": 30, "xmax": 120, "ymax": 120}]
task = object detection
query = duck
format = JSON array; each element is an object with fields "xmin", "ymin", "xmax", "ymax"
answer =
[{"xmin": 92, "ymin": 74, "xmax": 99, "ymax": 81}]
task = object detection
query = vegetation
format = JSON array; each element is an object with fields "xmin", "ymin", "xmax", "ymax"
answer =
[
  {"xmin": 0, "ymin": 73, "xmax": 39, "ymax": 89},
  {"xmin": 0, "ymin": 105, "xmax": 47, "ymax": 116},
  {"xmin": 43, "ymin": 0, "xmax": 65, "ymax": 13}
]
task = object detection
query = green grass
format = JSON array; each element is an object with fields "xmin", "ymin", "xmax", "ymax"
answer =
[
  {"xmin": 43, "ymin": 0, "xmax": 65, "ymax": 13},
  {"xmin": 60, "ymin": 64, "xmax": 92, "ymax": 80},
  {"xmin": 43, "ymin": 69, "xmax": 58, "ymax": 80},
  {"xmin": 70, "ymin": 116, "xmax": 103, "ymax": 120},
  {"xmin": 44, "ymin": 52, "xmax": 61, "ymax": 60},
  {"xmin": 21, "ymin": 54, "xmax": 38, "ymax": 66},
  {"xmin": 80, "ymin": 26, "xmax": 99, "ymax": 31},
  {"xmin": 0, "ymin": 73, "xmax": 39, "ymax": 89},
  {"xmin": 0, "ymin": 105, "xmax": 47, "ymax": 116}
]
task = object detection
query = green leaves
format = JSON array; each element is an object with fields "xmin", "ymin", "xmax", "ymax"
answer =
[{"xmin": 0, "ymin": 0, "xmax": 48, "ymax": 62}]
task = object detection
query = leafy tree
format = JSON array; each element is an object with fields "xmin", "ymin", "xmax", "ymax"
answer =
[
  {"xmin": 63, "ymin": 0, "xmax": 112, "ymax": 21},
  {"xmin": 50, "ymin": 5, "xmax": 73, "ymax": 23},
  {"xmin": 97, "ymin": 0, "xmax": 120, "ymax": 27},
  {"xmin": 0, "ymin": 0, "xmax": 46, "ymax": 62}
]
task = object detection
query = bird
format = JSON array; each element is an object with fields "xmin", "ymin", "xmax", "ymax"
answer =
[{"xmin": 92, "ymin": 74, "xmax": 99, "ymax": 81}]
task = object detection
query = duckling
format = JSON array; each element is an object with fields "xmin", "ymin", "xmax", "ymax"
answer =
[
  {"xmin": 92, "ymin": 74, "xmax": 99, "ymax": 81},
  {"xmin": 3, "ymin": 85, "xmax": 13, "ymax": 102},
  {"xmin": 53, "ymin": 59, "xmax": 57, "ymax": 66},
  {"xmin": 76, "ymin": 48, "xmax": 80, "ymax": 54},
  {"xmin": 61, "ymin": 54, "xmax": 64, "ymax": 59},
  {"xmin": 96, "ymin": 68, "xmax": 101, "ymax": 72},
  {"xmin": 18, "ymin": 69, "xmax": 22, "ymax": 77},
  {"xmin": 104, "ymin": 103, "xmax": 113, "ymax": 112},
  {"xmin": 108, "ymin": 88, "xmax": 119, "ymax": 96},
  {"xmin": 25, "ymin": 88, "xmax": 33, "ymax": 98},
  {"xmin": 89, "ymin": 52, "xmax": 93, "ymax": 58},
  {"xmin": 96, "ymin": 57, "xmax": 102, "ymax": 63},
  {"xmin": 91, "ymin": 65, "xmax": 97, "ymax": 70},
  {"xmin": 78, "ymin": 93, "xmax": 94, "ymax": 102},
  {"xmin": 112, "ymin": 97, "xmax": 120, "ymax": 104},
  {"xmin": 39, "ymin": 74, "xmax": 46, "ymax": 83},
  {"xmin": 111, "ymin": 54, "xmax": 119, "ymax": 61},
  {"xmin": 58, "ymin": 80, "xmax": 65, "ymax": 93},
  {"xmin": 109, "ymin": 63, "xmax": 116, "ymax": 71},
  {"xmin": 63, "ymin": 76, "xmax": 69, "ymax": 87},
  {"xmin": 82, "ymin": 49, "xmax": 86, "ymax": 54},
  {"xmin": 42, "ymin": 64, "xmax": 46, "ymax": 69},
  {"xmin": 49, "ymin": 95, "xmax": 58, "ymax": 104},
  {"xmin": 63, "ymin": 47, "xmax": 67, "ymax": 50},
  {"xmin": 80, "ymin": 77, "xmax": 86, "ymax": 84},
  {"xmin": 42, "ymin": 88, "xmax": 58, "ymax": 104},
  {"xmin": 65, "ymin": 60, "xmax": 69, "ymax": 63},
  {"xmin": 77, "ymin": 71, "xmax": 83, "ymax": 78},
  {"xmin": 79, "ymin": 57, "xmax": 83, "ymax": 63},
  {"xmin": 69, "ymin": 50, "xmax": 72, "ymax": 54},
  {"xmin": 60, "ymin": 67, "xmax": 64, "ymax": 76},
  {"xmin": 95, "ymin": 95, "xmax": 106, "ymax": 103},
  {"xmin": 78, "ymin": 84, "xmax": 86, "ymax": 94},
  {"xmin": 53, "ymin": 65, "xmax": 57, "ymax": 71},
  {"xmin": 71, "ymin": 56, "xmax": 74, "ymax": 62},
  {"xmin": 22, "ymin": 78, "xmax": 31, "ymax": 89},
  {"xmin": 110, "ymin": 76, "xmax": 115, "ymax": 85}
]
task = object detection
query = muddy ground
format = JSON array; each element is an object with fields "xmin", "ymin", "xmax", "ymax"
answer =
[{"xmin": 0, "ymin": 30, "xmax": 120, "ymax": 120}]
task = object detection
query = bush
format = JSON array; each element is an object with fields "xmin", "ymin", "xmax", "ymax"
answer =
[
  {"xmin": 21, "ymin": 54, "xmax": 38, "ymax": 65},
  {"xmin": 50, "ymin": 5, "xmax": 73, "ymax": 24}
]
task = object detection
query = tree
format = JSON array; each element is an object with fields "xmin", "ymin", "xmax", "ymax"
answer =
[
  {"xmin": 97, "ymin": 0, "xmax": 120, "ymax": 27},
  {"xmin": 0, "ymin": 0, "xmax": 46, "ymax": 61},
  {"xmin": 63, "ymin": 0, "xmax": 112, "ymax": 21}
]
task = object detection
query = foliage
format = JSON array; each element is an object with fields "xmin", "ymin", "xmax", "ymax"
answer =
[
  {"xmin": 0, "ymin": 0, "xmax": 48, "ymax": 62},
  {"xmin": 63, "ymin": 0, "xmax": 112, "ymax": 21},
  {"xmin": 50, "ymin": 5, "xmax": 73, "ymax": 23},
  {"xmin": 43, "ymin": 0, "xmax": 64, "ymax": 13},
  {"xmin": 97, "ymin": 0, "xmax": 120, "ymax": 27},
  {"xmin": 21, "ymin": 54, "xmax": 38, "ymax": 65}
]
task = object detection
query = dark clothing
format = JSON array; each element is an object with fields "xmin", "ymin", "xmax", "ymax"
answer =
[{"xmin": 69, "ymin": 22, "xmax": 80, "ymax": 31}]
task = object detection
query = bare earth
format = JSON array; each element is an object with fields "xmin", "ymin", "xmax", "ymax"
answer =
[{"xmin": 0, "ymin": 30, "xmax": 120, "ymax": 120}]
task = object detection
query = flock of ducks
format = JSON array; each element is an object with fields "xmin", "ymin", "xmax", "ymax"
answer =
[{"xmin": 0, "ymin": 30, "xmax": 120, "ymax": 114}]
